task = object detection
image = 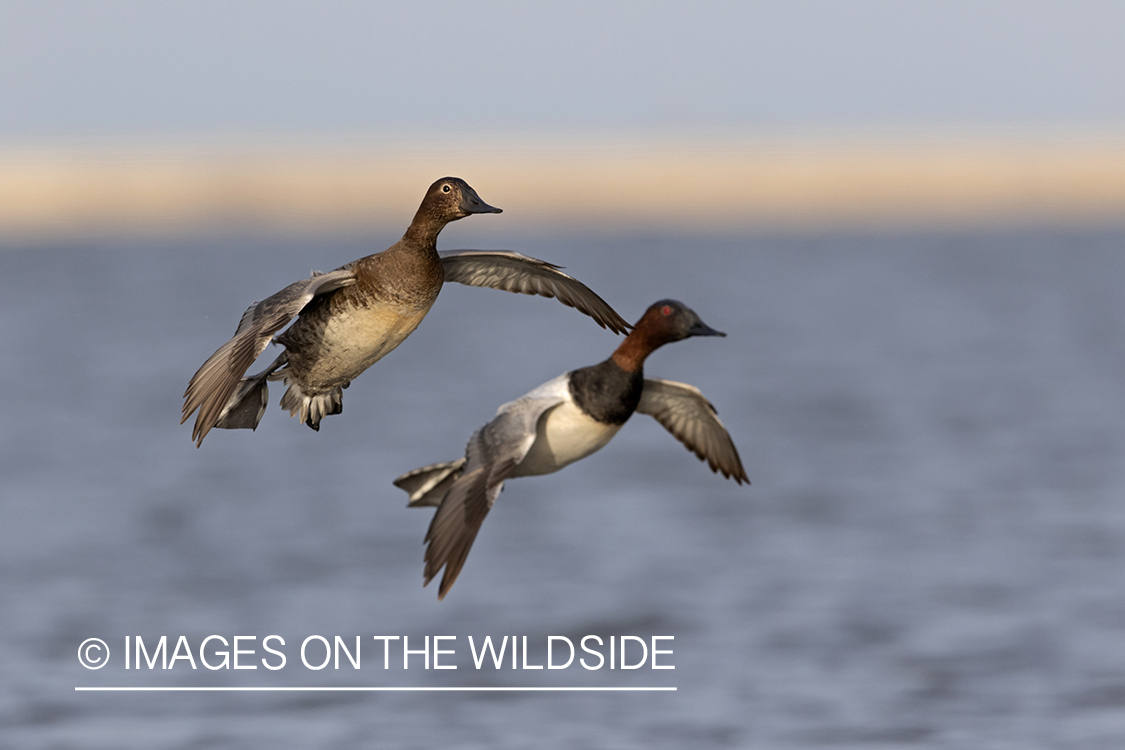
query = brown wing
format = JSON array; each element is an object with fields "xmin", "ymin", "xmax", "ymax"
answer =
[
  {"xmin": 181, "ymin": 268, "xmax": 356, "ymax": 446},
  {"xmin": 636, "ymin": 378, "xmax": 748, "ymax": 484},
  {"xmin": 440, "ymin": 249, "xmax": 631, "ymax": 334}
]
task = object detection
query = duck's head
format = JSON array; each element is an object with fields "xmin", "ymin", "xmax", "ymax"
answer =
[
  {"xmin": 611, "ymin": 299, "xmax": 725, "ymax": 372},
  {"xmin": 423, "ymin": 177, "xmax": 502, "ymax": 222},
  {"xmin": 638, "ymin": 299, "xmax": 726, "ymax": 344}
]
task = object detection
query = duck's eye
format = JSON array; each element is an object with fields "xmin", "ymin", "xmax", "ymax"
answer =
[
  {"xmin": 661, "ymin": 305, "xmax": 672, "ymax": 316},
  {"xmin": 442, "ymin": 184, "xmax": 452, "ymax": 193}
]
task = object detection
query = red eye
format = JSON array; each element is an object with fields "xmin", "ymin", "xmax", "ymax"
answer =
[{"xmin": 661, "ymin": 305, "xmax": 672, "ymax": 316}]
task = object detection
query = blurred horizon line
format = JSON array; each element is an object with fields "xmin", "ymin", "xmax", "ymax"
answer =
[{"xmin": 3, "ymin": 128, "xmax": 1124, "ymax": 237}]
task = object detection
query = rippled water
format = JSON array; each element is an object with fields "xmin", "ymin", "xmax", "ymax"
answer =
[{"xmin": 2, "ymin": 225, "xmax": 1124, "ymax": 748}]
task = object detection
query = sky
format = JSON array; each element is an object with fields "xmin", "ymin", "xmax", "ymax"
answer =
[{"xmin": 2, "ymin": 1, "xmax": 1125, "ymax": 143}]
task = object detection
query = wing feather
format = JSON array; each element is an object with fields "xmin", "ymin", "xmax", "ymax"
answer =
[
  {"xmin": 440, "ymin": 249, "xmax": 631, "ymax": 334},
  {"xmin": 422, "ymin": 389, "xmax": 564, "ymax": 599},
  {"xmin": 181, "ymin": 268, "xmax": 356, "ymax": 446},
  {"xmin": 636, "ymin": 378, "xmax": 748, "ymax": 484}
]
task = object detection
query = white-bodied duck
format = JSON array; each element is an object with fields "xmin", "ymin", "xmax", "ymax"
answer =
[
  {"xmin": 395, "ymin": 299, "xmax": 748, "ymax": 599},
  {"xmin": 182, "ymin": 177, "xmax": 630, "ymax": 446}
]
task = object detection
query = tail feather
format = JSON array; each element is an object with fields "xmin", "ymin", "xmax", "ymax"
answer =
[
  {"xmin": 394, "ymin": 458, "xmax": 467, "ymax": 507},
  {"xmin": 279, "ymin": 381, "xmax": 344, "ymax": 431}
]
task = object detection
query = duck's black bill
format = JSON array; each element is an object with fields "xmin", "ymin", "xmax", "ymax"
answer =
[
  {"xmin": 462, "ymin": 193, "xmax": 503, "ymax": 214},
  {"xmin": 688, "ymin": 321, "xmax": 726, "ymax": 337}
]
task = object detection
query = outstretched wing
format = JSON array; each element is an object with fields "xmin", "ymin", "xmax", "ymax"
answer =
[
  {"xmin": 440, "ymin": 249, "xmax": 631, "ymax": 335},
  {"xmin": 423, "ymin": 380, "xmax": 567, "ymax": 600},
  {"xmin": 636, "ymin": 378, "xmax": 748, "ymax": 484},
  {"xmin": 181, "ymin": 268, "xmax": 356, "ymax": 446}
]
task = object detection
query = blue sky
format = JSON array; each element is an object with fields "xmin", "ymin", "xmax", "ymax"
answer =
[{"xmin": 1, "ymin": 1, "xmax": 1124, "ymax": 141}]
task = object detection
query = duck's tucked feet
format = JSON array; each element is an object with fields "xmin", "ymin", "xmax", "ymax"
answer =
[{"xmin": 280, "ymin": 382, "xmax": 345, "ymax": 431}]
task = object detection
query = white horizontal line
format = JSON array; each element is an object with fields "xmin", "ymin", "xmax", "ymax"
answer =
[{"xmin": 75, "ymin": 686, "xmax": 676, "ymax": 692}]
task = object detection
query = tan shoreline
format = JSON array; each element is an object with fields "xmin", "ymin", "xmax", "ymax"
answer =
[{"xmin": 2, "ymin": 133, "xmax": 1124, "ymax": 235}]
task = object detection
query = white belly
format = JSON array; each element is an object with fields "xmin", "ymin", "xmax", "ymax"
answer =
[
  {"xmin": 511, "ymin": 400, "xmax": 623, "ymax": 477},
  {"xmin": 300, "ymin": 302, "xmax": 432, "ymax": 387}
]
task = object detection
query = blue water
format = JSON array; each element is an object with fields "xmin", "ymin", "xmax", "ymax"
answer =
[{"xmin": 2, "ymin": 225, "xmax": 1124, "ymax": 748}]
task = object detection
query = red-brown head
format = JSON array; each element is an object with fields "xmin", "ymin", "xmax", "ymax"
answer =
[{"xmin": 612, "ymin": 299, "xmax": 725, "ymax": 372}]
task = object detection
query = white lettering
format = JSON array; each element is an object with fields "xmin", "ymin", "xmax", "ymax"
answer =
[
  {"xmin": 547, "ymin": 637, "xmax": 574, "ymax": 669},
  {"xmin": 651, "ymin": 636, "xmax": 674, "ymax": 669},
  {"xmin": 168, "ymin": 635, "xmax": 198, "ymax": 669},
  {"xmin": 334, "ymin": 636, "xmax": 361, "ymax": 670},
  {"xmin": 301, "ymin": 635, "xmax": 331, "ymax": 670},
  {"xmin": 468, "ymin": 636, "xmax": 508, "ymax": 669},
  {"xmin": 200, "ymin": 635, "xmax": 230, "ymax": 670},
  {"xmin": 619, "ymin": 636, "xmax": 648, "ymax": 669},
  {"xmin": 262, "ymin": 635, "xmax": 286, "ymax": 670},
  {"xmin": 433, "ymin": 636, "xmax": 457, "ymax": 670},
  {"xmin": 580, "ymin": 635, "xmax": 605, "ymax": 670}
]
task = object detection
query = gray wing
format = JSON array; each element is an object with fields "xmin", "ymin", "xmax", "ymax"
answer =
[
  {"xmin": 423, "ymin": 391, "xmax": 564, "ymax": 600},
  {"xmin": 636, "ymin": 378, "xmax": 749, "ymax": 484},
  {"xmin": 440, "ymin": 249, "xmax": 631, "ymax": 335},
  {"xmin": 181, "ymin": 268, "xmax": 356, "ymax": 446}
]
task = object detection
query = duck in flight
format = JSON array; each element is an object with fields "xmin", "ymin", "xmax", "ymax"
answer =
[
  {"xmin": 182, "ymin": 177, "xmax": 631, "ymax": 447},
  {"xmin": 394, "ymin": 299, "xmax": 748, "ymax": 600}
]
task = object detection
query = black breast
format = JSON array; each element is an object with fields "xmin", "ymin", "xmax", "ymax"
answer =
[{"xmin": 567, "ymin": 358, "xmax": 643, "ymax": 425}]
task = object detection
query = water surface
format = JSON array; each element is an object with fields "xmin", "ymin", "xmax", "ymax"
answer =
[{"xmin": 2, "ymin": 226, "xmax": 1124, "ymax": 748}]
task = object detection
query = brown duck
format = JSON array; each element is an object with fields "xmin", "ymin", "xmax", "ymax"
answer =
[{"xmin": 182, "ymin": 177, "xmax": 630, "ymax": 446}]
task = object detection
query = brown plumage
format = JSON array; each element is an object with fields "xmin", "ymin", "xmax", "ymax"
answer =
[{"xmin": 182, "ymin": 177, "xmax": 631, "ymax": 446}]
